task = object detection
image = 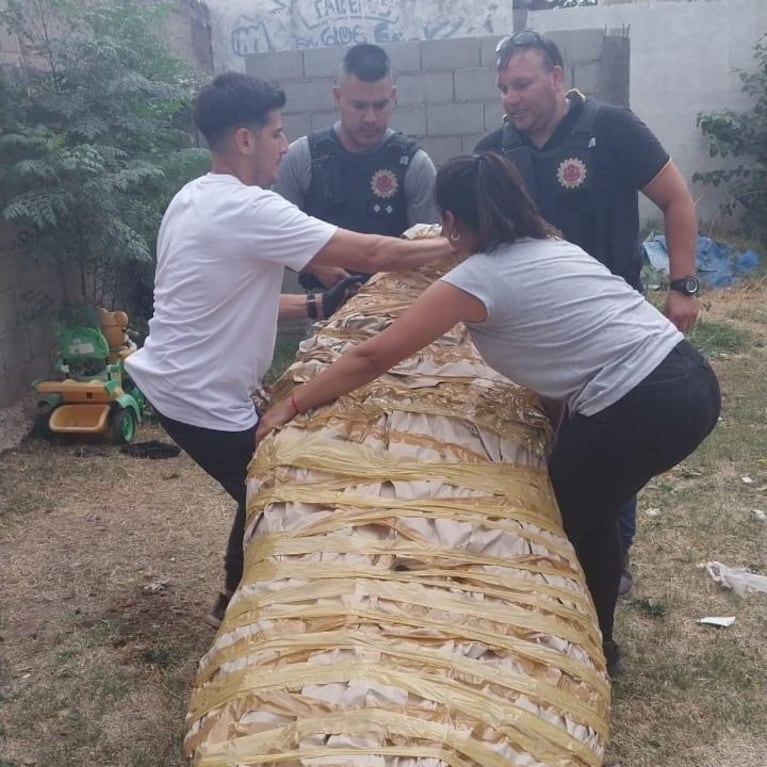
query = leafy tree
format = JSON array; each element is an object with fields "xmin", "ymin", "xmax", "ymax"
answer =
[
  {"xmin": 0, "ymin": 0, "xmax": 209, "ymax": 320},
  {"xmin": 694, "ymin": 34, "xmax": 767, "ymax": 244}
]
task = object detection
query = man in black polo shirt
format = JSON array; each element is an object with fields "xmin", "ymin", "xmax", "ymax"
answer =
[{"xmin": 475, "ymin": 32, "xmax": 700, "ymax": 637}]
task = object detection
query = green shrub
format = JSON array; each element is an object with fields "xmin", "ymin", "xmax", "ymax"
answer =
[{"xmin": 694, "ymin": 35, "xmax": 767, "ymax": 246}]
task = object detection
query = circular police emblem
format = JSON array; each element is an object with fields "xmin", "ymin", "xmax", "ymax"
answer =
[
  {"xmin": 556, "ymin": 157, "xmax": 587, "ymax": 189},
  {"xmin": 370, "ymin": 169, "xmax": 398, "ymax": 199}
]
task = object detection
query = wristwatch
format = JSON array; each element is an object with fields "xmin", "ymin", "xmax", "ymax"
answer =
[{"xmin": 669, "ymin": 275, "xmax": 700, "ymax": 296}]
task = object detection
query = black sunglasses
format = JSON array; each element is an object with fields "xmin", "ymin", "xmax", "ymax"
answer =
[{"xmin": 495, "ymin": 31, "xmax": 563, "ymax": 70}]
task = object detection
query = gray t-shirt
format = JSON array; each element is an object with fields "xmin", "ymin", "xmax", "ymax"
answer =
[
  {"xmin": 441, "ymin": 237, "xmax": 683, "ymax": 416},
  {"xmin": 275, "ymin": 125, "xmax": 440, "ymax": 227}
]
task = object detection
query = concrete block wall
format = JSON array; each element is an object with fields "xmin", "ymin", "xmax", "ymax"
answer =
[
  {"xmin": 0, "ymin": 226, "xmax": 64, "ymax": 408},
  {"xmin": 245, "ymin": 30, "xmax": 629, "ymax": 169},
  {"xmin": 248, "ymin": 30, "xmax": 628, "ymax": 340}
]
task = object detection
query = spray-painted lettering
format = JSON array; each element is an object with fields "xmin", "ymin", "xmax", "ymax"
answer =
[
  {"xmin": 319, "ymin": 23, "xmax": 366, "ymax": 46},
  {"xmin": 231, "ymin": 22, "xmax": 273, "ymax": 55},
  {"xmin": 227, "ymin": 0, "xmax": 516, "ymax": 60},
  {"xmin": 313, "ymin": 0, "xmax": 363, "ymax": 20}
]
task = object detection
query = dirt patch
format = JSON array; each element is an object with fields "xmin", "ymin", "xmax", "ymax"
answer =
[
  {"xmin": 2, "ymin": 284, "xmax": 767, "ymax": 767},
  {"xmin": 0, "ymin": 422, "xmax": 230, "ymax": 766}
]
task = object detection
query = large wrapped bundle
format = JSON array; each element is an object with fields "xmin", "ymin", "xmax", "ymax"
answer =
[{"xmin": 185, "ymin": 243, "xmax": 610, "ymax": 767}]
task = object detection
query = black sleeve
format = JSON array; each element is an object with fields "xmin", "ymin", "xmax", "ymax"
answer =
[
  {"xmin": 474, "ymin": 127, "xmax": 505, "ymax": 154},
  {"xmin": 595, "ymin": 105, "xmax": 670, "ymax": 190}
]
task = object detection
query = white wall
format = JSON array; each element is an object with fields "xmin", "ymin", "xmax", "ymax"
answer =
[
  {"xmin": 207, "ymin": 0, "xmax": 516, "ymax": 72},
  {"xmin": 529, "ymin": 0, "xmax": 767, "ymax": 223}
]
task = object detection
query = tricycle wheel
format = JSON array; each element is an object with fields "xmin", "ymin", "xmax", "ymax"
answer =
[{"xmin": 110, "ymin": 407, "xmax": 136, "ymax": 444}]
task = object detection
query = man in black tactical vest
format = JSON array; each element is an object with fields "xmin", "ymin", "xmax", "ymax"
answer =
[
  {"xmin": 276, "ymin": 44, "xmax": 440, "ymax": 291},
  {"xmin": 475, "ymin": 31, "xmax": 700, "ymax": 608}
]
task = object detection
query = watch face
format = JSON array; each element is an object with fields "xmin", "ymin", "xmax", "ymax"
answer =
[{"xmin": 672, "ymin": 276, "xmax": 699, "ymax": 295}]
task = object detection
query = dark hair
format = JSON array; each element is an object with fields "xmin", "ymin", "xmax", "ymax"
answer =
[
  {"xmin": 496, "ymin": 31, "xmax": 564, "ymax": 73},
  {"xmin": 340, "ymin": 44, "xmax": 391, "ymax": 83},
  {"xmin": 435, "ymin": 153, "xmax": 555, "ymax": 251},
  {"xmin": 193, "ymin": 72, "xmax": 286, "ymax": 149}
]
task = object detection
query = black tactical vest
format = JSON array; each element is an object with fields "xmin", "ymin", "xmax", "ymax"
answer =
[
  {"xmin": 298, "ymin": 129, "xmax": 420, "ymax": 291},
  {"xmin": 495, "ymin": 99, "xmax": 644, "ymax": 290},
  {"xmin": 304, "ymin": 128, "xmax": 418, "ymax": 237}
]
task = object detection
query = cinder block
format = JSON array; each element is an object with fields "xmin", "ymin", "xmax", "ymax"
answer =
[
  {"xmin": 26, "ymin": 322, "xmax": 55, "ymax": 364},
  {"xmin": 0, "ymin": 365, "xmax": 29, "ymax": 407},
  {"xmin": 480, "ymin": 35, "xmax": 506, "ymax": 68},
  {"xmin": 309, "ymin": 110, "xmax": 338, "ymax": 134},
  {"xmin": 391, "ymin": 105, "xmax": 427, "ymax": 137},
  {"xmin": 282, "ymin": 79, "xmax": 336, "ymax": 114},
  {"xmin": 571, "ymin": 61, "xmax": 601, "ymax": 98},
  {"xmin": 17, "ymin": 257, "xmax": 58, "ymax": 295},
  {"xmin": 283, "ymin": 112, "xmax": 311, "ymax": 142},
  {"xmin": 484, "ymin": 101, "xmax": 504, "ymax": 132},
  {"xmin": 418, "ymin": 136, "xmax": 463, "ymax": 168},
  {"xmin": 383, "ymin": 41, "xmax": 421, "ymax": 74},
  {"xmin": 245, "ymin": 50, "xmax": 304, "ymax": 82},
  {"xmin": 462, "ymin": 132, "xmax": 488, "ymax": 154},
  {"xmin": 395, "ymin": 72, "xmax": 453, "ymax": 105},
  {"xmin": 548, "ymin": 29, "xmax": 604, "ymax": 65},
  {"xmin": 421, "ymin": 38, "xmax": 480, "ymax": 70},
  {"xmin": 303, "ymin": 47, "xmax": 347, "ymax": 79},
  {"xmin": 0, "ymin": 255, "xmax": 19, "ymax": 293},
  {"xmin": 427, "ymin": 103, "xmax": 484, "ymax": 136},
  {"xmin": 455, "ymin": 68, "xmax": 499, "ymax": 102},
  {"xmin": 0, "ymin": 290, "xmax": 17, "ymax": 334},
  {"xmin": 598, "ymin": 35, "xmax": 630, "ymax": 106},
  {"xmin": 0, "ymin": 327, "xmax": 31, "ymax": 372},
  {"xmin": 26, "ymin": 355, "xmax": 53, "ymax": 384}
]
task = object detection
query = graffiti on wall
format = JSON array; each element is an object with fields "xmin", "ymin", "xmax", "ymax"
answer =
[{"xmin": 229, "ymin": 0, "xmax": 506, "ymax": 56}]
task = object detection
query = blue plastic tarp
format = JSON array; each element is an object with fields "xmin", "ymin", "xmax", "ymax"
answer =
[{"xmin": 642, "ymin": 232, "xmax": 761, "ymax": 288}]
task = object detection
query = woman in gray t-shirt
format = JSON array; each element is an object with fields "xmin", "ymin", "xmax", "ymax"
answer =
[{"xmin": 259, "ymin": 152, "xmax": 721, "ymax": 677}]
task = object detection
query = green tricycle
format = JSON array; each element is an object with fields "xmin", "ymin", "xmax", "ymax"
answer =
[{"xmin": 32, "ymin": 308, "xmax": 146, "ymax": 444}]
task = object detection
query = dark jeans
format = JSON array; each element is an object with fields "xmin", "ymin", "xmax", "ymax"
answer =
[
  {"xmin": 617, "ymin": 495, "xmax": 637, "ymax": 555},
  {"xmin": 155, "ymin": 410, "xmax": 256, "ymax": 593},
  {"xmin": 548, "ymin": 340, "xmax": 721, "ymax": 642}
]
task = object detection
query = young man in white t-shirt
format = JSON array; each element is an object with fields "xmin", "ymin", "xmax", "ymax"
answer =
[{"xmin": 125, "ymin": 72, "xmax": 451, "ymax": 627}]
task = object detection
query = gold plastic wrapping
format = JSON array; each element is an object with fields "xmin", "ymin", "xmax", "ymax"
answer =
[{"xmin": 185, "ymin": 234, "xmax": 610, "ymax": 767}]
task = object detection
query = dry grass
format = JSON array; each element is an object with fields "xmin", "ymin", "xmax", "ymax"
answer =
[{"xmin": 2, "ymin": 281, "xmax": 767, "ymax": 767}]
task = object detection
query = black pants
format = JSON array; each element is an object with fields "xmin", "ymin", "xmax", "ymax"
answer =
[
  {"xmin": 155, "ymin": 410, "xmax": 256, "ymax": 593},
  {"xmin": 548, "ymin": 340, "xmax": 721, "ymax": 642}
]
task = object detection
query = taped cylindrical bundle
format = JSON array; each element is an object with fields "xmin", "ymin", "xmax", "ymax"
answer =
[{"xmin": 184, "ymin": 248, "xmax": 611, "ymax": 767}]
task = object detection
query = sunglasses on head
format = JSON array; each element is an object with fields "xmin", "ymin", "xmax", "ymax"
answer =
[{"xmin": 495, "ymin": 31, "xmax": 563, "ymax": 69}]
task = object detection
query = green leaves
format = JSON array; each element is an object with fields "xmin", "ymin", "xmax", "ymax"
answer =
[
  {"xmin": 0, "ymin": 0, "xmax": 205, "ymax": 316},
  {"xmin": 696, "ymin": 34, "xmax": 767, "ymax": 244}
]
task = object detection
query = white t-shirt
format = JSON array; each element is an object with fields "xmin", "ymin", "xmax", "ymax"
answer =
[
  {"xmin": 441, "ymin": 237, "xmax": 683, "ymax": 416},
  {"xmin": 125, "ymin": 173, "xmax": 336, "ymax": 431}
]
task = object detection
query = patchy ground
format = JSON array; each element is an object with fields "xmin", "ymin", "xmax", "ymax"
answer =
[{"xmin": 1, "ymin": 280, "xmax": 766, "ymax": 767}]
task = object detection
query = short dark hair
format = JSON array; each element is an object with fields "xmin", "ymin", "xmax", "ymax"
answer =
[
  {"xmin": 340, "ymin": 44, "xmax": 391, "ymax": 83},
  {"xmin": 193, "ymin": 72, "xmax": 286, "ymax": 149},
  {"xmin": 435, "ymin": 153, "xmax": 555, "ymax": 252},
  {"xmin": 495, "ymin": 31, "xmax": 564, "ymax": 73}
]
